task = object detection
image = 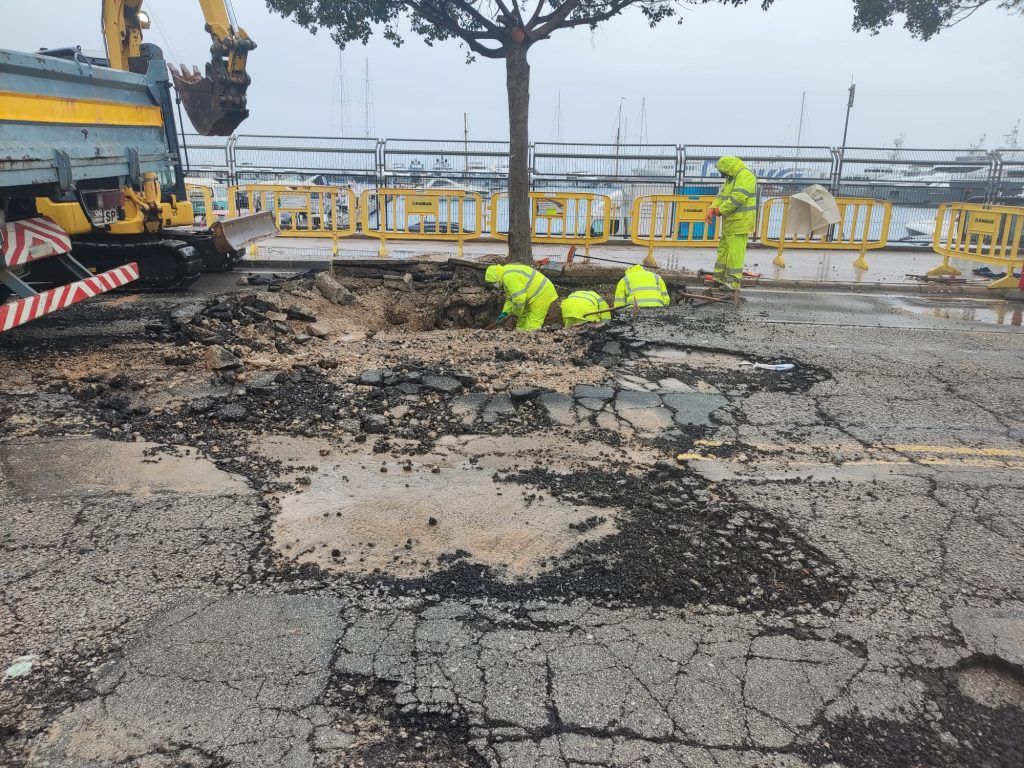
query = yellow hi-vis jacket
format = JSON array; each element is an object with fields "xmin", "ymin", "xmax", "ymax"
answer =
[
  {"xmin": 487, "ymin": 264, "xmax": 558, "ymax": 316},
  {"xmin": 561, "ymin": 290, "xmax": 611, "ymax": 326},
  {"xmin": 614, "ymin": 265, "xmax": 670, "ymax": 309},
  {"xmin": 713, "ymin": 156, "xmax": 758, "ymax": 236}
]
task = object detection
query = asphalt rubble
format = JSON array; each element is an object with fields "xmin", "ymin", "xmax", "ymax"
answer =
[{"xmin": 1, "ymin": 267, "xmax": 1022, "ymax": 768}]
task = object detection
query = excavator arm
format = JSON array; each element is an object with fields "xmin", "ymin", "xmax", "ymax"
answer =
[{"xmin": 101, "ymin": 0, "xmax": 254, "ymax": 136}]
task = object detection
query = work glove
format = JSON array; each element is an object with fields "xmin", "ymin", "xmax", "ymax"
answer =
[
  {"xmin": 495, "ymin": 312, "xmax": 510, "ymax": 324},
  {"xmin": 705, "ymin": 207, "xmax": 719, "ymax": 223}
]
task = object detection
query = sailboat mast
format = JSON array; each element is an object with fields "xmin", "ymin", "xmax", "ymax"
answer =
[
  {"xmin": 796, "ymin": 91, "xmax": 806, "ymax": 147},
  {"xmin": 364, "ymin": 58, "xmax": 371, "ymax": 138}
]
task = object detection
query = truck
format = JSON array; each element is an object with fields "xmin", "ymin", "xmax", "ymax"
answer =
[{"xmin": 0, "ymin": 1, "xmax": 276, "ymax": 332}]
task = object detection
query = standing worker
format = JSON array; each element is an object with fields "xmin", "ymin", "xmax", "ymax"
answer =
[
  {"xmin": 705, "ymin": 156, "xmax": 758, "ymax": 291},
  {"xmin": 485, "ymin": 263, "xmax": 559, "ymax": 332},
  {"xmin": 614, "ymin": 264, "xmax": 670, "ymax": 309},
  {"xmin": 561, "ymin": 290, "xmax": 611, "ymax": 327}
]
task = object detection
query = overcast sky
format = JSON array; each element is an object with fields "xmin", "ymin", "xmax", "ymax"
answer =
[{"xmin": 4, "ymin": 0, "xmax": 1022, "ymax": 148}]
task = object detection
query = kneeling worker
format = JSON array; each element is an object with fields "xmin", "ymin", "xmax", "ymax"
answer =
[
  {"xmin": 561, "ymin": 290, "xmax": 611, "ymax": 327},
  {"xmin": 614, "ymin": 264, "xmax": 670, "ymax": 310},
  {"xmin": 485, "ymin": 263, "xmax": 558, "ymax": 332}
]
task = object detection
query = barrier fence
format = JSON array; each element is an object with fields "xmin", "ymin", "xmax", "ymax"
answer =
[
  {"xmin": 228, "ymin": 184, "xmax": 357, "ymax": 252},
  {"xmin": 360, "ymin": 188, "xmax": 484, "ymax": 257},
  {"xmin": 760, "ymin": 197, "xmax": 893, "ymax": 270},
  {"xmin": 185, "ymin": 183, "xmax": 215, "ymax": 225},
  {"xmin": 630, "ymin": 195, "xmax": 719, "ymax": 256},
  {"xmin": 928, "ymin": 202, "xmax": 1024, "ymax": 289},
  {"xmin": 489, "ymin": 191, "xmax": 611, "ymax": 256}
]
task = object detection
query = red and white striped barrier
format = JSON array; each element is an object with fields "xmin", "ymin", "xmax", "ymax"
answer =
[
  {"xmin": 0, "ymin": 263, "xmax": 139, "ymax": 332},
  {"xmin": 0, "ymin": 217, "xmax": 73, "ymax": 268}
]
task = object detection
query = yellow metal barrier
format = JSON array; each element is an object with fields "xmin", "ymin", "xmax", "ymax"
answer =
[
  {"xmin": 185, "ymin": 183, "xmax": 215, "ymax": 226},
  {"xmin": 760, "ymin": 197, "xmax": 892, "ymax": 270},
  {"xmin": 360, "ymin": 188, "xmax": 484, "ymax": 257},
  {"xmin": 490, "ymin": 192, "xmax": 611, "ymax": 257},
  {"xmin": 228, "ymin": 184, "xmax": 357, "ymax": 252},
  {"xmin": 630, "ymin": 195, "xmax": 719, "ymax": 258},
  {"xmin": 928, "ymin": 202, "xmax": 1024, "ymax": 290}
]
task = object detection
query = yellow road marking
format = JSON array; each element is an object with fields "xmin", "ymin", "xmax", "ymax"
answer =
[{"xmin": 677, "ymin": 441, "xmax": 1024, "ymax": 470}]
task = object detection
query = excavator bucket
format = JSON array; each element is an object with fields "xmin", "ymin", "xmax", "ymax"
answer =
[
  {"xmin": 210, "ymin": 211, "xmax": 277, "ymax": 253},
  {"xmin": 170, "ymin": 62, "xmax": 249, "ymax": 137}
]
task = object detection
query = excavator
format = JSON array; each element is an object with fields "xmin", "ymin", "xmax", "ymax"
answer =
[{"xmin": 0, "ymin": 1, "xmax": 276, "ymax": 331}]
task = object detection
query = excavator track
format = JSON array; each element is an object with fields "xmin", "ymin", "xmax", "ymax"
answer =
[{"xmin": 70, "ymin": 238, "xmax": 203, "ymax": 291}]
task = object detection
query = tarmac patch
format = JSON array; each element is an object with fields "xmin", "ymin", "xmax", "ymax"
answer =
[{"xmin": 273, "ymin": 455, "xmax": 614, "ymax": 579}]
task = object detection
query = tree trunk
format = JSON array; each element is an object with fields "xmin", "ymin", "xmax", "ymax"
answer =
[{"xmin": 505, "ymin": 45, "xmax": 533, "ymax": 264}]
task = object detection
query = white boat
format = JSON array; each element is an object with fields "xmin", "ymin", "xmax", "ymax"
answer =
[{"xmin": 905, "ymin": 218, "xmax": 936, "ymax": 238}]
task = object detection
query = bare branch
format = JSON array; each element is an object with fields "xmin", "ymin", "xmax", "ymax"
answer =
[
  {"xmin": 530, "ymin": 0, "xmax": 581, "ymax": 37},
  {"xmin": 526, "ymin": 0, "xmax": 548, "ymax": 27},
  {"xmin": 420, "ymin": 0, "xmax": 503, "ymax": 34},
  {"xmin": 510, "ymin": 0, "xmax": 526, "ymax": 25}
]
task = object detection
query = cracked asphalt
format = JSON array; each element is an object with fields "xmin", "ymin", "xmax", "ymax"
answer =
[{"xmin": 2, "ymin": 281, "xmax": 1023, "ymax": 768}]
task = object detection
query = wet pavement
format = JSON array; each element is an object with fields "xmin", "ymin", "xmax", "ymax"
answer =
[{"xmin": 1, "ymin": 275, "xmax": 1023, "ymax": 768}]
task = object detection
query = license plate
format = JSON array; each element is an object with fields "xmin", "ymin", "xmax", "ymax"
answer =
[{"xmin": 91, "ymin": 208, "xmax": 119, "ymax": 226}]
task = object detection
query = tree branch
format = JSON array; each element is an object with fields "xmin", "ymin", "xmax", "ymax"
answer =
[
  {"xmin": 559, "ymin": 0, "xmax": 633, "ymax": 29},
  {"xmin": 526, "ymin": 0, "xmax": 548, "ymax": 27},
  {"xmin": 510, "ymin": 0, "xmax": 526, "ymax": 25},
  {"xmin": 421, "ymin": 0, "xmax": 503, "ymax": 34},
  {"xmin": 529, "ymin": 0, "xmax": 581, "ymax": 37}
]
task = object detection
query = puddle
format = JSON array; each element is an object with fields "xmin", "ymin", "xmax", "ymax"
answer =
[
  {"xmin": 891, "ymin": 298, "xmax": 1024, "ymax": 327},
  {"xmin": 273, "ymin": 455, "xmax": 615, "ymax": 579},
  {"xmin": 643, "ymin": 345, "xmax": 745, "ymax": 370}
]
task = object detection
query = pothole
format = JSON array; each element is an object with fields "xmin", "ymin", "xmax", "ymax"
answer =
[
  {"xmin": 643, "ymin": 345, "xmax": 746, "ymax": 370},
  {"xmin": 953, "ymin": 655, "xmax": 1024, "ymax": 709},
  {"xmin": 273, "ymin": 455, "xmax": 614, "ymax": 579}
]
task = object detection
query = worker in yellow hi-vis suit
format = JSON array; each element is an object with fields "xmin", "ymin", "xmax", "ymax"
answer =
[
  {"xmin": 484, "ymin": 263, "xmax": 558, "ymax": 331},
  {"xmin": 614, "ymin": 264, "xmax": 670, "ymax": 309},
  {"xmin": 561, "ymin": 290, "xmax": 611, "ymax": 327},
  {"xmin": 705, "ymin": 156, "xmax": 758, "ymax": 291}
]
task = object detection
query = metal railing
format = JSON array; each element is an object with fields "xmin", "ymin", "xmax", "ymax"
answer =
[{"xmin": 182, "ymin": 135, "xmax": 1024, "ymax": 249}]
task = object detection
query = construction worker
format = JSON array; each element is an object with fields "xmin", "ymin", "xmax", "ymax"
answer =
[
  {"xmin": 484, "ymin": 263, "xmax": 558, "ymax": 332},
  {"xmin": 614, "ymin": 264, "xmax": 670, "ymax": 309},
  {"xmin": 705, "ymin": 156, "xmax": 758, "ymax": 291},
  {"xmin": 561, "ymin": 290, "xmax": 611, "ymax": 327}
]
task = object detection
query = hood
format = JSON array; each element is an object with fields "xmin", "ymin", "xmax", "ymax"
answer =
[
  {"xmin": 717, "ymin": 156, "xmax": 746, "ymax": 178},
  {"xmin": 626, "ymin": 264, "xmax": 651, "ymax": 275},
  {"xmin": 484, "ymin": 264, "xmax": 504, "ymax": 283}
]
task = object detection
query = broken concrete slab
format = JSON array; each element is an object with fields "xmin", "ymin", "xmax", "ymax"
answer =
[
  {"xmin": 423, "ymin": 375, "xmax": 464, "ymax": 395},
  {"xmin": 613, "ymin": 390, "xmax": 663, "ymax": 409},
  {"xmin": 205, "ymin": 345, "xmax": 242, "ymax": 371},
  {"xmin": 314, "ymin": 272, "xmax": 356, "ymax": 305},
  {"xmin": 482, "ymin": 394, "xmax": 515, "ymax": 423},
  {"xmin": 537, "ymin": 393, "xmax": 576, "ymax": 426},
  {"xmin": 573, "ymin": 384, "xmax": 615, "ymax": 401},
  {"xmin": 662, "ymin": 393, "xmax": 730, "ymax": 426}
]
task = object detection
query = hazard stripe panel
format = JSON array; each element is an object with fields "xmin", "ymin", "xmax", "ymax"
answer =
[
  {"xmin": 0, "ymin": 263, "xmax": 139, "ymax": 333},
  {"xmin": 0, "ymin": 217, "xmax": 73, "ymax": 268}
]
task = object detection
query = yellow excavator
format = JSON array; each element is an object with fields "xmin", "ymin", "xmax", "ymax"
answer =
[
  {"xmin": 0, "ymin": 0, "xmax": 275, "ymax": 323},
  {"xmin": 104, "ymin": 0, "xmax": 253, "ymax": 136}
]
